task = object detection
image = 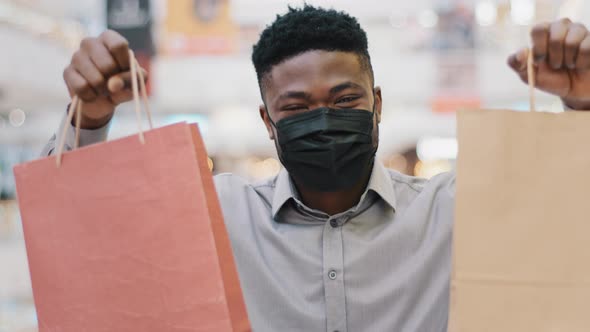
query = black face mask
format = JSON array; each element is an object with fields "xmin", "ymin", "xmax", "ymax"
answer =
[{"xmin": 268, "ymin": 106, "xmax": 378, "ymax": 192}]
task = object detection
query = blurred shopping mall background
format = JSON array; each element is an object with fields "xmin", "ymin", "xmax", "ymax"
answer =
[{"xmin": 1, "ymin": 0, "xmax": 588, "ymax": 330}]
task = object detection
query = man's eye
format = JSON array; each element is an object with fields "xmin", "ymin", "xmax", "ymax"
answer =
[
  {"xmin": 336, "ymin": 96, "xmax": 360, "ymax": 104},
  {"xmin": 283, "ymin": 105, "xmax": 307, "ymax": 111}
]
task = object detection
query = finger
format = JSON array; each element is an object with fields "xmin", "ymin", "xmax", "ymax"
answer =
[
  {"xmin": 517, "ymin": 70, "xmax": 529, "ymax": 84},
  {"xmin": 100, "ymin": 30, "xmax": 130, "ymax": 71},
  {"xmin": 509, "ymin": 48, "xmax": 547, "ymax": 86},
  {"xmin": 564, "ymin": 23, "xmax": 587, "ymax": 69},
  {"xmin": 71, "ymin": 50, "xmax": 106, "ymax": 95},
  {"xmin": 107, "ymin": 68, "xmax": 149, "ymax": 93},
  {"xmin": 80, "ymin": 37, "xmax": 121, "ymax": 77},
  {"xmin": 548, "ymin": 19, "xmax": 571, "ymax": 69},
  {"xmin": 531, "ymin": 22, "xmax": 550, "ymax": 63},
  {"xmin": 507, "ymin": 48, "xmax": 529, "ymax": 73},
  {"xmin": 109, "ymin": 89, "xmax": 135, "ymax": 105},
  {"xmin": 576, "ymin": 35, "xmax": 590, "ymax": 69},
  {"xmin": 63, "ymin": 66, "xmax": 98, "ymax": 101}
]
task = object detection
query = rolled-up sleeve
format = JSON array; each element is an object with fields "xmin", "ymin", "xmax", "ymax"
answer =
[{"xmin": 42, "ymin": 111, "xmax": 110, "ymax": 156}]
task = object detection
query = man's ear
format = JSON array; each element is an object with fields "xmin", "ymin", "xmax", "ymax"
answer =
[
  {"xmin": 259, "ymin": 104, "xmax": 275, "ymax": 140},
  {"xmin": 374, "ymin": 86, "xmax": 383, "ymax": 123}
]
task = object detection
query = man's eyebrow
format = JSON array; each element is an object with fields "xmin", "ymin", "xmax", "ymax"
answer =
[
  {"xmin": 278, "ymin": 91, "xmax": 312, "ymax": 101},
  {"xmin": 329, "ymin": 82, "xmax": 365, "ymax": 95},
  {"xmin": 276, "ymin": 82, "xmax": 365, "ymax": 101}
]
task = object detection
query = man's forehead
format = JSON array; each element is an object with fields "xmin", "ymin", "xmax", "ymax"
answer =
[{"xmin": 263, "ymin": 50, "xmax": 371, "ymax": 95}]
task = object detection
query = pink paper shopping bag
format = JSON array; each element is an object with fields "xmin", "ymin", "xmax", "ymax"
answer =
[{"xmin": 13, "ymin": 51, "xmax": 250, "ymax": 332}]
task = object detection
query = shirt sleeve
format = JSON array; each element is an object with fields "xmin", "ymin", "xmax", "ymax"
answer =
[{"xmin": 42, "ymin": 110, "xmax": 110, "ymax": 157}]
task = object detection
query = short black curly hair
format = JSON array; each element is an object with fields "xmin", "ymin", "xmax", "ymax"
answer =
[{"xmin": 252, "ymin": 5, "xmax": 373, "ymax": 92}]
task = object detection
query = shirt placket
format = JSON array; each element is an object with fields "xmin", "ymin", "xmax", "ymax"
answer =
[{"xmin": 323, "ymin": 216, "xmax": 347, "ymax": 332}]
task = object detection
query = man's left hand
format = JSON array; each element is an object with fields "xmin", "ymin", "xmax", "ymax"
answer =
[{"xmin": 508, "ymin": 18, "xmax": 590, "ymax": 110}]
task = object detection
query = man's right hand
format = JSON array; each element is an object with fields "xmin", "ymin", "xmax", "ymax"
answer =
[{"xmin": 63, "ymin": 30, "xmax": 147, "ymax": 129}]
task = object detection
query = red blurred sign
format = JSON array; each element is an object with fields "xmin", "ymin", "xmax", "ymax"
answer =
[
  {"xmin": 431, "ymin": 95, "xmax": 481, "ymax": 114},
  {"xmin": 432, "ymin": 52, "xmax": 479, "ymax": 113}
]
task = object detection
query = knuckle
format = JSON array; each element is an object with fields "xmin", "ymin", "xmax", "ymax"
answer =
[
  {"xmin": 565, "ymin": 40, "xmax": 579, "ymax": 50},
  {"xmin": 88, "ymin": 75, "xmax": 105, "ymax": 88},
  {"xmin": 532, "ymin": 22, "xmax": 550, "ymax": 36},
  {"xmin": 93, "ymin": 54, "xmax": 118, "ymax": 72},
  {"xmin": 79, "ymin": 37, "xmax": 95, "ymax": 50},
  {"xmin": 560, "ymin": 17, "xmax": 572, "ymax": 24},
  {"xmin": 97, "ymin": 60, "xmax": 118, "ymax": 75},
  {"xmin": 550, "ymin": 20, "xmax": 564, "ymax": 31},
  {"xmin": 111, "ymin": 39, "xmax": 129, "ymax": 53},
  {"xmin": 579, "ymin": 45, "xmax": 590, "ymax": 55},
  {"xmin": 549, "ymin": 37, "xmax": 562, "ymax": 49},
  {"xmin": 71, "ymin": 51, "xmax": 84, "ymax": 65},
  {"xmin": 102, "ymin": 29, "xmax": 121, "ymax": 39},
  {"xmin": 73, "ymin": 81, "xmax": 90, "ymax": 94},
  {"xmin": 572, "ymin": 23, "xmax": 587, "ymax": 31},
  {"xmin": 100, "ymin": 29, "xmax": 115, "ymax": 38},
  {"xmin": 580, "ymin": 39, "xmax": 590, "ymax": 50},
  {"xmin": 103, "ymin": 30, "xmax": 129, "ymax": 48}
]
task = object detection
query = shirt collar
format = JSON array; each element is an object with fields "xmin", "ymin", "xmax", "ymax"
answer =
[
  {"xmin": 271, "ymin": 168, "xmax": 298, "ymax": 218},
  {"xmin": 271, "ymin": 159, "xmax": 397, "ymax": 218}
]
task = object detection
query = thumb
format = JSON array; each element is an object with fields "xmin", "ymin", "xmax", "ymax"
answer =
[{"xmin": 107, "ymin": 67, "xmax": 149, "ymax": 94}]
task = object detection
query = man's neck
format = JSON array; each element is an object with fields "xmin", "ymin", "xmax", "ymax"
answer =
[{"xmin": 293, "ymin": 173, "xmax": 371, "ymax": 216}]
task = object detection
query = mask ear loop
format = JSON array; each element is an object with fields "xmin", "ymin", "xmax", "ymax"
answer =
[
  {"xmin": 263, "ymin": 104, "xmax": 278, "ymax": 129},
  {"xmin": 263, "ymin": 104, "xmax": 288, "ymax": 171}
]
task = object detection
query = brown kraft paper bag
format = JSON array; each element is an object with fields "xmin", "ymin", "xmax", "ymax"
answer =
[{"xmin": 450, "ymin": 50, "xmax": 590, "ymax": 332}]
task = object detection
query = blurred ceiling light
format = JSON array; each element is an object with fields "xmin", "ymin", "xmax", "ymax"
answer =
[
  {"xmin": 417, "ymin": 137, "xmax": 458, "ymax": 162},
  {"xmin": 510, "ymin": 0, "xmax": 535, "ymax": 26},
  {"xmin": 415, "ymin": 160, "xmax": 452, "ymax": 179},
  {"xmin": 246, "ymin": 157, "xmax": 281, "ymax": 180},
  {"xmin": 385, "ymin": 154, "xmax": 408, "ymax": 173},
  {"xmin": 475, "ymin": 1, "xmax": 498, "ymax": 26},
  {"xmin": 261, "ymin": 158, "xmax": 281, "ymax": 176},
  {"xmin": 0, "ymin": 2, "xmax": 87, "ymax": 50},
  {"xmin": 418, "ymin": 9, "xmax": 438, "ymax": 29},
  {"xmin": 9, "ymin": 108, "xmax": 26, "ymax": 127}
]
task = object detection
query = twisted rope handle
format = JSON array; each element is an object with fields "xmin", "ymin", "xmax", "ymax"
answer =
[
  {"xmin": 55, "ymin": 49, "xmax": 153, "ymax": 167},
  {"xmin": 527, "ymin": 48, "xmax": 537, "ymax": 112}
]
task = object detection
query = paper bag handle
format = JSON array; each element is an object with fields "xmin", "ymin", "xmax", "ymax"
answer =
[
  {"xmin": 56, "ymin": 50, "xmax": 153, "ymax": 167},
  {"xmin": 527, "ymin": 48, "xmax": 537, "ymax": 112}
]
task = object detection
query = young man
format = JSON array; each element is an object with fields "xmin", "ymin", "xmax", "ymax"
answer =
[{"xmin": 45, "ymin": 5, "xmax": 590, "ymax": 332}]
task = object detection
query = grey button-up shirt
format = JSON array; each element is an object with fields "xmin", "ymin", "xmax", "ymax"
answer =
[{"xmin": 44, "ymin": 116, "xmax": 456, "ymax": 332}]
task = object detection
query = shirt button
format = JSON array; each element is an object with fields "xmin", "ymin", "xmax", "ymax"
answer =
[
  {"xmin": 328, "ymin": 270, "xmax": 337, "ymax": 280},
  {"xmin": 329, "ymin": 220, "xmax": 338, "ymax": 228}
]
